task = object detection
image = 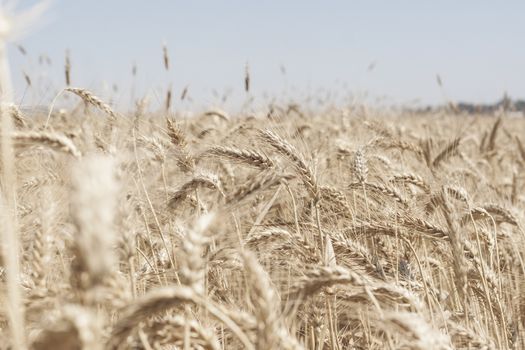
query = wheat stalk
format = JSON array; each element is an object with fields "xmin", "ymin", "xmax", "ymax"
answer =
[
  {"xmin": 70, "ymin": 155, "xmax": 117, "ymax": 291},
  {"xmin": 169, "ymin": 172, "xmax": 223, "ymax": 209},
  {"xmin": 45, "ymin": 87, "xmax": 118, "ymax": 128},
  {"xmin": 204, "ymin": 145, "xmax": 274, "ymax": 169},
  {"xmin": 109, "ymin": 285, "xmax": 254, "ymax": 350},
  {"xmin": 12, "ymin": 130, "xmax": 81, "ymax": 158},
  {"xmin": 259, "ymin": 129, "xmax": 318, "ymax": 200}
]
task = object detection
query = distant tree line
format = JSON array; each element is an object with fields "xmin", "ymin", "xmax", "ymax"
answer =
[
  {"xmin": 455, "ymin": 95, "xmax": 525, "ymax": 114},
  {"xmin": 417, "ymin": 95, "xmax": 525, "ymax": 115}
]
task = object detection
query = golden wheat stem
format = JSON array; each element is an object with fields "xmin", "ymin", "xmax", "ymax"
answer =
[
  {"xmin": 0, "ymin": 52, "xmax": 25, "ymax": 348},
  {"xmin": 132, "ymin": 129, "xmax": 175, "ymax": 269}
]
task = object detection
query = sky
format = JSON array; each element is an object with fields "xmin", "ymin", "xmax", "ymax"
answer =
[{"xmin": 8, "ymin": 0, "xmax": 525, "ymax": 109}]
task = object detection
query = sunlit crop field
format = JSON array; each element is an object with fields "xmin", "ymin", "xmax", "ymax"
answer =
[{"xmin": 1, "ymin": 97, "xmax": 524, "ymax": 349}]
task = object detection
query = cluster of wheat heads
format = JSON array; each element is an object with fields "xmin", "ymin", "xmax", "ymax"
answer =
[{"xmin": 1, "ymin": 99, "xmax": 524, "ymax": 349}]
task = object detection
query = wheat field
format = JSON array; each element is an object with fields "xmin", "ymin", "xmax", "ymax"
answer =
[{"xmin": 0, "ymin": 93, "xmax": 523, "ymax": 350}]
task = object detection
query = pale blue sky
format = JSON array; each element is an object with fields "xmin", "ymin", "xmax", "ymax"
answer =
[{"xmin": 9, "ymin": 0, "xmax": 525, "ymax": 109}]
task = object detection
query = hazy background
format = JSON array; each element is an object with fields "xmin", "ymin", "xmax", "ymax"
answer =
[{"xmin": 10, "ymin": 0, "xmax": 525, "ymax": 110}]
